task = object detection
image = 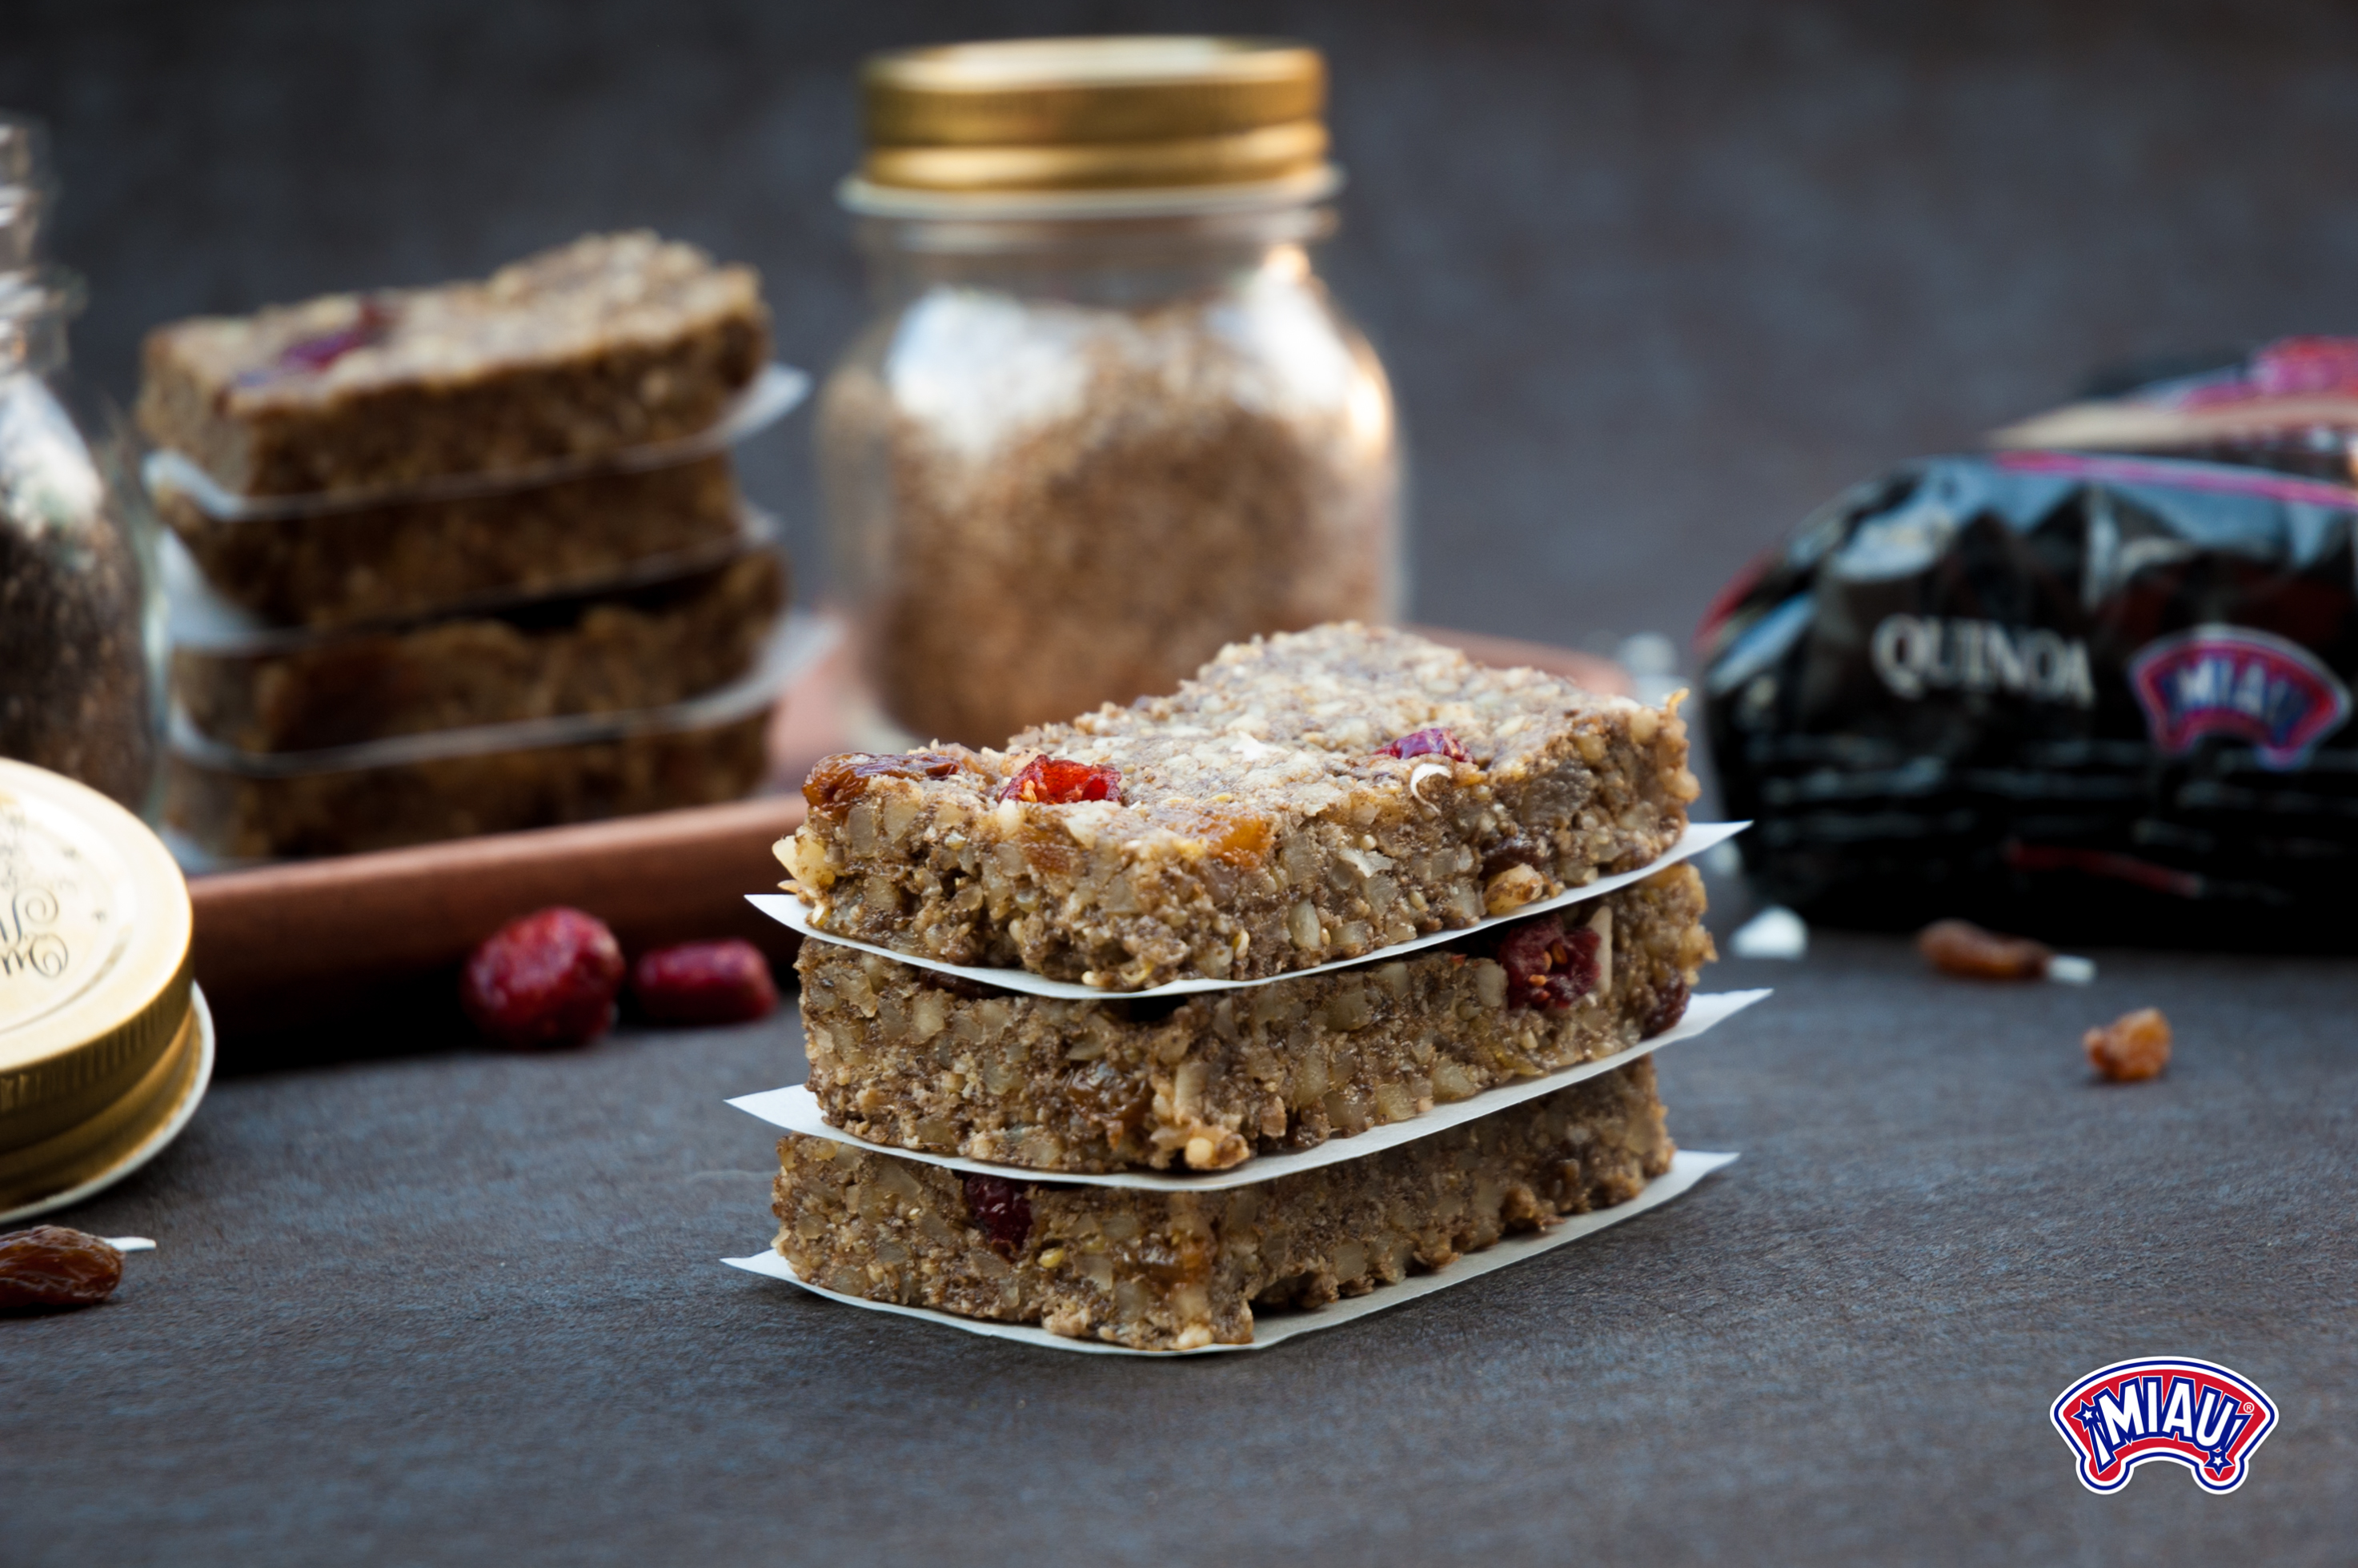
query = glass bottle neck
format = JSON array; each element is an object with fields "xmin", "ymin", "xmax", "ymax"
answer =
[{"xmin": 856, "ymin": 203, "xmax": 1337, "ymax": 311}]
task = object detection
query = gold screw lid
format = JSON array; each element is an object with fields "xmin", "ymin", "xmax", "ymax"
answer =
[
  {"xmin": 0, "ymin": 759, "xmax": 193, "ymax": 1164},
  {"xmin": 855, "ymin": 36, "xmax": 1333, "ymax": 199}
]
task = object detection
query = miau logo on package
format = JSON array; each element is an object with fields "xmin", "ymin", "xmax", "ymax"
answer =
[
  {"xmin": 2128, "ymin": 624, "xmax": 2352, "ymax": 770},
  {"xmin": 2051, "ymin": 1357, "xmax": 2279, "ymax": 1494}
]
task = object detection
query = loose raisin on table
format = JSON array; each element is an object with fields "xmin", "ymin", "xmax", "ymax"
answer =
[
  {"xmin": 1917, "ymin": 919, "xmax": 2052, "ymax": 981},
  {"xmin": 962, "ymin": 1173, "xmax": 1033, "ymax": 1257},
  {"xmin": 461, "ymin": 906, "xmax": 625, "ymax": 1050},
  {"xmin": 1381, "ymin": 726, "xmax": 1469, "ymax": 762},
  {"xmin": 0, "ymin": 1226, "xmax": 124, "ymax": 1310},
  {"xmin": 998, "ymin": 756, "xmax": 1122, "ymax": 805},
  {"xmin": 2085, "ymin": 1008, "xmax": 2171, "ymax": 1082},
  {"xmin": 632, "ymin": 940, "xmax": 778, "ymax": 1026}
]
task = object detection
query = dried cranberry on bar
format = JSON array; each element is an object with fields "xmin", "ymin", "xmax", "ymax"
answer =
[
  {"xmin": 997, "ymin": 756, "xmax": 1122, "ymax": 805},
  {"xmin": 1381, "ymin": 726, "xmax": 1470, "ymax": 761},
  {"xmin": 1494, "ymin": 915, "xmax": 1602, "ymax": 1010},
  {"xmin": 275, "ymin": 297, "xmax": 396, "ymax": 373},
  {"xmin": 961, "ymin": 1173, "xmax": 1033, "ymax": 1256}
]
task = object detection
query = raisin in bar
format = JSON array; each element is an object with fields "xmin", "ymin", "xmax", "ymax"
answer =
[
  {"xmin": 804, "ymin": 862, "xmax": 1712, "ymax": 1172},
  {"xmin": 772, "ymin": 1057, "xmax": 1674, "ymax": 1350},
  {"xmin": 778, "ymin": 622, "xmax": 1700, "ymax": 989},
  {"xmin": 136, "ymin": 231, "xmax": 768, "ymax": 496},
  {"xmin": 161, "ymin": 454, "xmax": 744, "ymax": 629},
  {"xmin": 175, "ymin": 549, "xmax": 785, "ymax": 752}
]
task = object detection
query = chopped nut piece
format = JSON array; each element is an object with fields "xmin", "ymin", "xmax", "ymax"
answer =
[
  {"xmin": 1484, "ymin": 864, "xmax": 1548, "ymax": 915},
  {"xmin": 2085, "ymin": 1008, "xmax": 2171, "ymax": 1082},
  {"xmin": 1917, "ymin": 919, "xmax": 2052, "ymax": 981}
]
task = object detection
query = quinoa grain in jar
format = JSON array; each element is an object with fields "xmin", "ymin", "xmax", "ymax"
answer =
[{"xmin": 819, "ymin": 37, "xmax": 1402, "ymax": 748}]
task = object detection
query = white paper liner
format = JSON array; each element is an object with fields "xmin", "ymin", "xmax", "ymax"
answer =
[
  {"xmin": 730, "ymin": 989, "xmax": 1766, "ymax": 1191},
  {"xmin": 722, "ymin": 1149, "xmax": 1737, "ymax": 1356},
  {"xmin": 167, "ymin": 608, "xmax": 839, "ymax": 778},
  {"xmin": 749, "ymin": 820, "xmax": 1748, "ymax": 1001},
  {"xmin": 165, "ymin": 501, "xmax": 784, "ymax": 654},
  {"xmin": 143, "ymin": 363, "xmax": 809, "ymax": 521}
]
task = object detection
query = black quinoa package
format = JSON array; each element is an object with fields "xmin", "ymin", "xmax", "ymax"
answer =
[{"xmin": 1700, "ymin": 449, "xmax": 2358, "ymax": 949}]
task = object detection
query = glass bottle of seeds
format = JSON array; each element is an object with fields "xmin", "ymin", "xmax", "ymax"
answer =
[
  {"xmin": 817, "ymin": 38, "xmax": 1403, "ymax": 748},
  {"xmin": 0, "ymin": 118, "xmax": 162, "ymax": 812}
]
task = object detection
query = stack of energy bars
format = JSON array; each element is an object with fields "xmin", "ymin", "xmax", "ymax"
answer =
[
  {"xmin": 136, "ymin": 231, "xmax": 803, "ymax": 860},
  {"xmin": 742, "ymin": 624, "xmax": 1741, "ymax": 1351}
]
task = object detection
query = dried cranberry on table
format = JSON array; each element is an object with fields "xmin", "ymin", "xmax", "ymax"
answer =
[
  {"xmin": 2085, "ymin": 1008, "xmax": 2172, "ymax": 1082},
  {"xmin": 998, "ymin": 756, "xmax": 1122, "ymax": 805},
  {"xmin": 461, "ymin": 907, "xmax": 625, "ymax": 1050},
  {"xmin": 632, "ymin": 940, "xmax": 779, "ymax": 1026},
  {"xmin": 1917, "ymin": 919, "xmax": 2052, "ymax": 981},
  {"xmin": 1494, "ymin": 914, "xmax": 1602, "ymax": 1010},
  {"xmin": 962, "ymin": 1173, "xmax": 1032, "ymax": 1256},
  {"xmin": 1381, "ymin": 727, "xmax": 1469, "ymax": 762},
  {"xmin": 0, "ymin": 1226, "xmax": 124, "ymax": 1310}
]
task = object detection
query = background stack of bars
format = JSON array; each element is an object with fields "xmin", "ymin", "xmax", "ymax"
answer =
[{"xmin": 138, "ymin": 231, "xmax": 800, "ymax": 864}]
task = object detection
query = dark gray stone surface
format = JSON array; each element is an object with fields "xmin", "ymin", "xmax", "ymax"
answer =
[
  {"xmin": 6, "ymin": 5, "xmax": 2356, "ymax": 1559},
  {"xmin": 10, "ymin": 936, "xmax": 2355, "ymax": 1565}
]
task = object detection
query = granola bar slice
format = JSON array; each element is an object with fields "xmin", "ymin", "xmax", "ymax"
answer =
[
  {"xmin": 803, "ymin": 863, "xmax": 1714, "ymax": 1172},
  {"xmin": 777, "ymin": 622, "xmax": 1700, "ymax": 989},
  {"xmin": 165, "ymin": 707, "xmax": 770, "ymax": 860},
  {"xmin": 175, "ymin": 547, "xmax": 786, "ymax": 752},
  {"xmin": 772, "ymin": 1057, "xmax": 1674, "ymax": 1350},
  {"xmin": 137, "ymin": 231, "xmax": 768, "ymax": 496},
  {"xmin": 161, "ymin": 453, "xmax": 745, "ymax": 629}
]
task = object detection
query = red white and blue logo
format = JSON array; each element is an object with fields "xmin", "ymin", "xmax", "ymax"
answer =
[
  {"xmin": 2051, "ymin": 1357, "xmax": 2279, "ymax": 1494},
  {"xmin": 2127, "ymin": 625, "xmax": 2351, "ymax": 770}
]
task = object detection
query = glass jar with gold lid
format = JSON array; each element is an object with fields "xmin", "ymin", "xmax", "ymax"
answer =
[
  {"xmin": 818, "ymin": 37, "xmax": 1402, "ymax": 748},
  {"xmin": 0, "ymin": 756, "xmax": 209, "ymax": 1221}
]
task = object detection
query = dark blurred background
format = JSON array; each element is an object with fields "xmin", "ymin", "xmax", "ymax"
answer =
[{"xmin": 10, "ymin": 0, "xmax": 2358, "ymax": 657}]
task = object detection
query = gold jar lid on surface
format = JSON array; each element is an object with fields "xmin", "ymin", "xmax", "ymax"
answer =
[
  {"xmin": 845, "ymin": 36, "xmax": 1341, "ymax": 218},
  {"xmin": 0, "ymin": 758, "xmax": 211, "ymax": 1220}
]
